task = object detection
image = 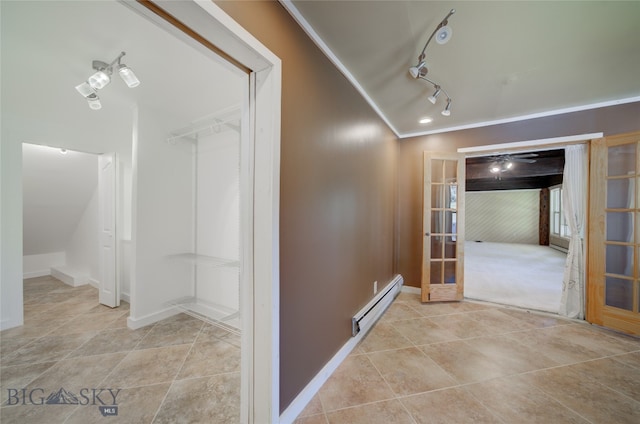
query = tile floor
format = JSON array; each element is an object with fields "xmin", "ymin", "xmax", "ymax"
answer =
[
  {"xmin": 0, "ymin": 276, "xmax": 240, "ymax": 423},
  {"xmin": 294, "ymin": 292, "xmax": 640, "ymax": 424},
  {"xmin": 2, "ymin": 278, "xmax": 640, "ymax": 423}
]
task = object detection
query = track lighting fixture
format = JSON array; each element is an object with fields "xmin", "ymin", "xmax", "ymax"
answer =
[
  {"xmin": 409, "ymin": 9, "xmax": 455, "ymax": 119},
  {"xmin": 428, "ymin": 86, "xmax": 441, "ymax": 104},
  {"xmin": 441, "ymin": 99, "xmax": 451, "ymax": 116},
  {"xmin": 75, "ymin": 51, "xmax": 139, "ymax": 109}
]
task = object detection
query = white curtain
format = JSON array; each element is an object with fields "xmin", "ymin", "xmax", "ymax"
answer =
[{"xmin": 559, "ymin": 144, "xmax": 587, "ymax": 319}]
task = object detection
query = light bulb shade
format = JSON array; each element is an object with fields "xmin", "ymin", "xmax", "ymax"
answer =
[
  {"xmin": 505, "ymin": 162, "xmax": 513, "ymax": 169},
  {"xmin": 87, "ymin": 93, "xmax": 102, "ymax": 110},
  {"xmin": 118, "ymin": 65, "xmax": 140, "ymax": 88},
  {"xmin": 428, "ymin": 87, "xmax": 441, "ymax": 104},
  {"xmin": 441, "ymin": 99, "xmax": 451, "ymax": 116},
  {"xmin": 88, "ymin": 70, "xmax": 110, "ymax": 90},
  {"xmin": 75, "ymin": 82, "xmax": 96, "ymax": 98},
  {"xmin": 409, "ymin": 61, "xmax": 427, "ymax": 79},
  {"xmin": 490, "ymin": 166, "xmax": 500, "ymax": 174},
  {"xmin": 435, "ymin": 26, "xmax": 453, "ymax": 44}
]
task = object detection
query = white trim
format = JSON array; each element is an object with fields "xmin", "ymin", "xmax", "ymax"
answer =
[
  {"xmin": 126, "ymin": 306, "xmax": 180, "ymax": 330},
  {"xmin": 122, "ymin": 2, "xmax": 281, "ymax": 422},
  {"xmin": 458, "ymin": 133, "xmax": 603, "ymax": 155},
  {"xmin": 120, "ymin": 291, "xmax": 130, "ymax": 303},
  {"xmin": 280, "ymin": 0, "xmax": 401, "ymax": 137},
  {"xmin": 23, "ymin": 270, "xmax": 50, "ymax": 279},
  {"xmin": 402, "ymin": 97, "xmax": 640, "ymax": 138}
]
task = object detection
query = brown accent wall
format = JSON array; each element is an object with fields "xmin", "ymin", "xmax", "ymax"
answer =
[
  {"xmin": 214, "ymin": 1, "xmax": 398, "ymax": 412},
  {"xmin": 398, "ymin": 102, "xmax": 640, "ymax": 288}
]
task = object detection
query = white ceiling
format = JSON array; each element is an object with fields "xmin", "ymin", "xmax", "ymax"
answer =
[
  {"xmin": 285, "ymin": 1, "xmax": 640, "ymax": 137},
  {"xmin": 1, "ymin": 0, "xmax": 245, "ymax": 162}
]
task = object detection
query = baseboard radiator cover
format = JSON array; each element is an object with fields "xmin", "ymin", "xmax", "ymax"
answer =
[{"xmin": 352, "ymin": 274, "xmax": 403, "ymax": 337}]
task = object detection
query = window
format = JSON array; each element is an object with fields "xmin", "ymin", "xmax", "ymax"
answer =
[{"xmin": 550, "ymin": 186, "xmax": 571, "ymax": 238}]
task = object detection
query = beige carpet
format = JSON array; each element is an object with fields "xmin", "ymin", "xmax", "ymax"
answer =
[{"xmin": 464, "ymin": 241, "xmax": 567, "ymax": 313}]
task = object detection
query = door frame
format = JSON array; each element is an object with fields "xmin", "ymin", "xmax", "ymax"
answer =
[
  {"xmin": 122, "ymin": 1, "xmax": 281, "ymax": 421},
  {"xmin": 459, "ymin": 133, "xmax": 601, "ymax": 316}
]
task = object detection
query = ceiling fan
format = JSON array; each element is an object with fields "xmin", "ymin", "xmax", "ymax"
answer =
[{"xmin": 488, "ymin": 153, "xmax": 538, "ymax": 174}]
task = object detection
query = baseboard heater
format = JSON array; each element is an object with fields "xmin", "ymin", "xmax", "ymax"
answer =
[{"xmin": 352, "ymin": 274, "xmax": 403, "ymax": 337}]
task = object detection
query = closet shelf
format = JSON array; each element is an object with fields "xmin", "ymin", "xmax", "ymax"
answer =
[
  {"xmin": 168, "ymin": 296, "xmax": 240, "ymax": 335},
  {"xmin": 168, "ymin": 253, "xmax": 239, "ymax": 269}
]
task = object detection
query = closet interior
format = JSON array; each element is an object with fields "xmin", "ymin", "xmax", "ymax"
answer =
[{"xmin": 166, "ymin": 106, "xmax": 242, "ymax": 334}]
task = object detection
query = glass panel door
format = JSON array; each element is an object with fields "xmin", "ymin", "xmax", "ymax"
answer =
[
  {"xmin": 422, "ymin": 152, "xmax": 465, "ymax": 302},
  {"xmin": 588, "ymin": 132, "xmax": 640, "ymax": 335}
]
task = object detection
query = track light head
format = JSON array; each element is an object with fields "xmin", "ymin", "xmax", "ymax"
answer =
[
  {"xmin": 441, "ymin": 99, "xmax": 451, "ymax": 116},
  {"xmin": 88, "ymin": 70, "xmax": 110, "ymax": 90},
  {"xmin": 409, "ymin": 61, "xmax": 427, "ymax": 79},
  {"xmin": 117, "ymin": 64, "xmax": 140, "ymax": 88},
  {"xmin": 86, "ymin": 93, "xmax": 102, "ymax": 110},
  {"xmin": 428, "ymin": 86, "xmax": 441, "ymax": 104},
  {"xmin": 75, "ymin": 82, "xmax": 96, "ymax": 98}
]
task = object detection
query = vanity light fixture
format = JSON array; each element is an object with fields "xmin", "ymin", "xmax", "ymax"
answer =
[{"xmin": 75, "ymin": 51, "xmax": 140, "ymax": 110}]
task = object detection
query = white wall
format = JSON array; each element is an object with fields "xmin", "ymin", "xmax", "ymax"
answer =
[
  {"xmin": 66, "ymin": 186, "xmax": 99, "ymax": 282},
  {"xmin": 196, "ymin": 129, "xmax": 240, "ymax": 311},
  {"xmin": 23, "ymin": 252, "xmax": 66, "ymax": 279},
  {"xmin": 466, "ymin": 189, "xmax": 540, "ymax": 244},
  {"xmin": 129, "ymin": 108, "xmax": 195, "ymax": 323}
]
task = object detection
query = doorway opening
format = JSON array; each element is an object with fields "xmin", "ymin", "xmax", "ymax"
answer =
[{"xmin": 459, "ymin": 134, "xmax": 597, "ymax": 315}]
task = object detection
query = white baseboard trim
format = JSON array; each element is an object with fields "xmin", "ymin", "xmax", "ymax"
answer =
[
  {"xmin": 23, "ymin": 270, "xmax": 51, "ymax": 279},
  {"xmin": 51, "ymin": 266, "xmax": 89, "ymax": 287},
  {"xmin": 401, "ymin": 285, "xmax": 421, "ymax": 295},
  {"xmin": 120, "ymin": 292, "xmax": 131, "ymax": 303},
  {"xmin": 127, "ymin": 306, "xmax": 180, "ymax": 330},
  {"xmin": 279, "ymin": 275, "xmax": 402, "ymax": 424},
  {"xmin": 88, "ymin": 279, "xmax": 99, "ymax": 289}
]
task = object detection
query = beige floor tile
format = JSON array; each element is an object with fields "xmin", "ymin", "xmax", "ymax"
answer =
[
  {"xmin": 426, "ymin": 312, "xmax": 494, "ymax": 339},
  {"xmin": 463, "ymin": 334, "xmax": 559, "ymax": 374},
  {"xmin": 390, "ymin": 317, "xmax": 460, "ymax": 345},
  {"xmin": 0, "ymin": 402, "xmax": 76, "ymax": 424},
  {"xmin": 368, "ymin": 347, "xmax": 456, "ymax": 396},
  {"xmin": 378, "ymin": 302, "xmax": 423, "ymax": 323},
  {"xmin": 47, "ymin": 311, "xmax": 125, "ymax": 336},
  {"xmin": 102, "ymin": 344, "xmax": 191, "ymax": 388},
  {"xmin": 463, "ymin": 308, "xmax": 538, "ymax": 334},
  {"xmin": 568, "ymin": 357, "xmax": 640, "ymax": 402},
  {"xmin": 135, "ymin": 319, "xmax": 203, "ymax": 350},
  {"xmin": 295, "ymin": 413, "xmax": 329, "ymax": 424},
  {"xmin": 2, "ymin": 331, "xmax": 98, "ymax": 367},
  {"xmin": 297, "ymin": 393, "xmax": 324, "ymax": 417},
  {"xmin": 613, "ymin": 351, "xmax": 640, "ymax": 369},
  {"xmin": 67, "ymin": 327, "xmax": 152, "ymax": 358},
  {"xmin": 26, "ymin": 352, "xmax": 127, "ymax": 393},
  {"xmin": 319, "ymin": 355, "xmax": 394, "ymax": 412},
  {"xmin": 65, "ymin": 382, "xmax": 170, "ymax": 424},
  {"xmin": 326, "ymin": 399, "xmax": 414, "ymax": 424},
  {"xmin": 550, "ymin": 323, "xmax": 640, "ymax": 355},
  {"xmin": 523, "ymin": 366, "xmax": 640, "ymax": 424},
  {"xmin": 465, "ymin": 375, "xmax": 590, "ymax": 423},
  {"xmin": 176, "ymin": 339, "xmax": 240, "ymax": 379},
  {"xmin": 0, "ymin": 362, "xmax": 56, "ymax": 406},
  {"xmin": 401, "ymin": 387, "xmax": 502, "ymax": 424},
  {"xmin": 503, "ymin": 327, "xmax": 606, "ymax": 365},
  {"xmin": 0, "ymin": 336, "xmax": 37, "ymax": 358},
  {"xmin": 421, "ymin": 340, "xmax": 512, "ymax": 384},
  {"xmin": 153, "ymin": 373, "xmax": 240, "ymax": 423},
  {"xmin": 357, "ymin": 322, "xmax": 413, "ymax": 353},
  {"xmin": 411, "ymin": 302, "xmax": 462, "ymax": 317},
  {"xmin": 497, "ymin": 307, "xmax": 573, "ymax": 328}
]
